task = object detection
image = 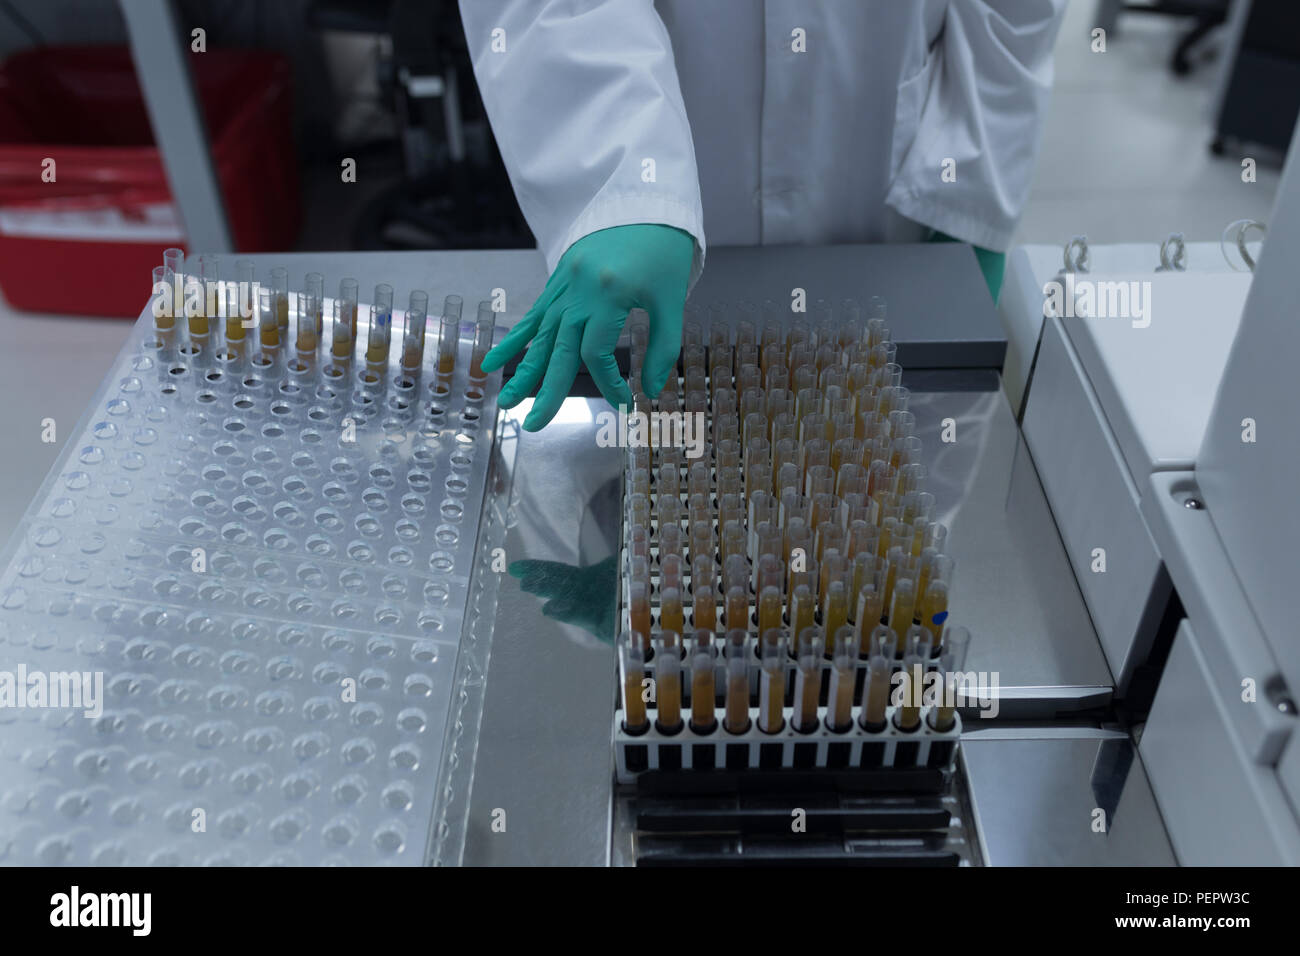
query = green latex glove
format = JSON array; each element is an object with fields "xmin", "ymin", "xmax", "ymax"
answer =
[
  {"xmin": 508, "ymin": 556, "xmax": 618, "ymax": 644},
  {"xmin": 927, "ymin": 230, "xmax": 1006, "ymax": 304},
  {"xmin": 479, "ymin": 224, "xmax": 694, "ymax": 431}
]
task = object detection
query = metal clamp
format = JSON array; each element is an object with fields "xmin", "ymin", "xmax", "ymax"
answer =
[
  {"xmin": 1221, "ymin": 219, "xmax": 1267, "ymax": 272},
  {"xmin": 1060, "ymin": 235, "xmax": 1090, "ymax": 274},
  {"xmin": 1157, "ymin": 233, "xmax": 1187, "ymax": 271}
]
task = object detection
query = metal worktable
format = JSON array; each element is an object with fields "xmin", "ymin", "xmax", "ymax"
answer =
[{"xmin": 463, "ymin": 386, "xmax": 1162, "ymax": 865}]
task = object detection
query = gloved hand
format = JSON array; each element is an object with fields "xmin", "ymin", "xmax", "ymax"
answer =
[
  {"xmin": 508, "ymin": 556, "xmax": 619, "ymax": 644},
  {"xmin": 479, "ymin": 224, "xmax": 694, "ymax": 431}
]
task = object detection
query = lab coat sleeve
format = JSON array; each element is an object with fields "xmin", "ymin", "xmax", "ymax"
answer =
[
  {"xmin": 458, "ymin": 0, "xmax": 706, "ymax": 285},
  {"xmin": 885, "ymin": 0, "xmax": 1067, "ymax": 253}
]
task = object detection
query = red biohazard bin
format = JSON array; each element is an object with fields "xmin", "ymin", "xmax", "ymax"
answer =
[{"xmin": 0, "ymin": 46, "xmax": 300, "ymax": 316}]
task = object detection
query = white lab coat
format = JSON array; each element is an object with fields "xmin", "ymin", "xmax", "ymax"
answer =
[{"xmin": 460, "ymin": 0, "xmax": 1065, "ymax": 286}]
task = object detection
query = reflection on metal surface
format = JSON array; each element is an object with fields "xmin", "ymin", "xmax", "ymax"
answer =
[
  {"xmin": 461, "ymin": 401, "xmax": 619, "ymax": 865},
  {"xmin": 909, "ymin": 390, "xmax": 1113, "ymax": 711},
  {"xmin": 963, "ymin": 735, "xmax": 1174, "ymax": 866},
  {"xmin": 508, "ymin": 556, "xmax": 618, "ymax": 644}
]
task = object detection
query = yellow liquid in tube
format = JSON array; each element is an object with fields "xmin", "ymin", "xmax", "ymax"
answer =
[
  {"xmin": 757, "ymin": 588, "xmax": 782, "ymax": 636},
  {"xmin": 863, "ymin": 667, "xmax": 890, "ymax": 727},
  {"xmin": 824, "ymin": 585, "xmax": 848, "ymax": 641},
  {"xmin": 790, "ymin": 587, "xmax": 816, "ymax": 641},
  {"xmin": 829, "ymin": 663, "xmax": 854, "ymax": 731},
  {"xmin": 855, "ymin": 587, "xmax": 885, "ymax": 640},
  {"xmin": 724, "ymin": 669, "xmax": 750, "ymax": 733},
  {"xmin": 623, "ymin": 670, "xmax": 648, "ymax": 731},
  {"xmin": 657, "ymin": 664, "xmax": 682, "ymax": 730},
  {"xmin": 691, "ymin": 662, "xmax": 715, "ymax": 729},
  {"xmin": 630, "ymin": 590, "xmax": 652, "ymax": 642},
  {"xmin": 725, "ymin": 588, "xmax": 749, "ymax": 631},
  {"xmin": 692, "ymin": 587, "xmax": 716, "ymax": 632},
  {"xmin": 888, "ymin": 581, "xmax": 916, "ymax": 648},
  {"xmin": 660, "ymin": 593, "xmax": 685, "ymax": 639}
]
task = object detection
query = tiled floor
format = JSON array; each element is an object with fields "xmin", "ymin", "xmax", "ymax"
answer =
[{"xmin": 0, "ymin": 2, "xmax": 1286, "ymax": 542}]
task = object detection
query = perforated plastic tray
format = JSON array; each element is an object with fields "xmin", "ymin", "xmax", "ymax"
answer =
[{"xmin": 0, "ymin": 293, "xmax": 501, "ymax": 866}]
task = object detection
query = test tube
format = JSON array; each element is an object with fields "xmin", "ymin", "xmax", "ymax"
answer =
[
  {"xmin": 757, "ymin": 580, "xmax": 783, "ymax": 638},
  {"xmin": 231, "ymin": 259, "xmax": 255, "ymax": 343},
  {"xmin": 824, "ymin": 578, "xmax": 850, "ymax": 642},
  {"xmin": 401, "ymin": 290, "xmax": 429, "ymax": 371},
  {"xmin": 918, "ymin": 578, "xmax": 950, "ymax": 645},
  {"xmin": 888, "ymin": 577, "xmax": 917, "ymax": 647},
  {"xmin": 916, "ymin": 552, "xmax": 953, "ymax": 630},
  {"xmin": 619, "ymin": 632, "xmax": 649, "ymax": 735},
  {"xmin": 859, "ymin": 626, "xmax": 894, "ymax": 732},
  {"xmin": 827, "ymin": 626, "xmax": 859, "ymax": 732},
  {"xmin": 689, "ymin": 630, "xmax": 717, "ymax": 733},
  {"xmin": 758, "ymin": 629, "xmax": 787, "ymax": 734},
  {"xmin": 265, "ymin": 267, "xmax": 288, "ymax": 341},
  {"xmin": 724, "ymin": 583, "xmax": 749, "ymax": 632},
  {"xmin": 654, "ymin": 636, "xmax": 684, "ymax": 734},
  {"xmin": 438, "ymin": 294, "xmax": 462, "ymax": 374},
  {"xmin": 152, "ymin": 265, "xmax": 175, "ymax": 336},
  {"xmin": 288, "ymin": 294, "xmax": 316, "ymax": 368},
  {"xmin": 257, "ymin": 286, "xmax": 280, "ymax": 349},
  {"xmin": 159, "ymin": 248, "xmax": 183, "ymax": 332},
  {"xmin": 723, "ymin": 631, "xmax": 751, "ymax": 734},
  {"xmin": 471, "ymin": 300, "xmax": 496, "ymax": 380},
  {"xmin": 692, "ymin": 555, "xmax": 717, "ymax": 631},
  {"xmin": 366, "ymin": 299, "xmax": 392, "ymax": 370},
  {"xmin": 660, "ymin": 586, "xmax": 685, "ymax": 640},
  {"xmin": 789, "ymin": 583, "xmax": 816, "ymax": 642},
  {"xmin": 930, "ymin": 625, "xmax": 971, "ymax": 732},
  {"xmin": 855, "ymin": 577, "xmax": 886, "ymax": 640},
  {"xmin": 791, "ymin": 627, "xmax": 823, "ymax": 733},
  {"xmin": 194, "ymin": 254, "xmax": 219, "ymax": 338},
  {"xmin": 302, "ymin": 272, "xmax": 324, "ymax": 337},
  {"xmin": 332, "ymin": 278, "xmax": 359, "ymax": 359},
  {"xmin": 894, "ymin": 627, "xmax": 933, "ymax": 733},
  {"xmin": 629, "ymin": 576, "xmax": 652, "ymax": 641}
]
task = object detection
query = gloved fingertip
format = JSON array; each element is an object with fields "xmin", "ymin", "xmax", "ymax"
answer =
[{"xmin": 641, "ymin": 366, "xmax": 668, "ymax": 399}]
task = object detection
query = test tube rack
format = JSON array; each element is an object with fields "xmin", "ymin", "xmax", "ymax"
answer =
[
  {"xmin": 614, "ymin": 301, "xmax": 968, "ymax": 781},
  {"xmin": 613, "ymin": 657, "xmax": 961, "ymax": 784},
  {"xmin": 0, "ymin": 260, "xmax": 503, "ymax": 866}
]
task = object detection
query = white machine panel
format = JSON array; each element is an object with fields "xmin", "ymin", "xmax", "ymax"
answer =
[
  {"xmin": 1061, "ymin": 272, "xmax": 1251, "ymax": 477},
  {"xmin": 1142, "ymin": 619, "xmax": 1300, "ymax": 865},
  {"xmin": 1022, "ymin": 316, "xmax": 1164, "ymax": 689}
]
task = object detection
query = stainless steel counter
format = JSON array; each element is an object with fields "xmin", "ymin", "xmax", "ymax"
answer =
[{"xmin": 462, "ymin": 384, "xmax": 1128, "ymax": 865}]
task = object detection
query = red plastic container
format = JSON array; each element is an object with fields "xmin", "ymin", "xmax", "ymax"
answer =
[{"xmin": 0, "ymin": 47, "xmax": 301, "ymax": 316}]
